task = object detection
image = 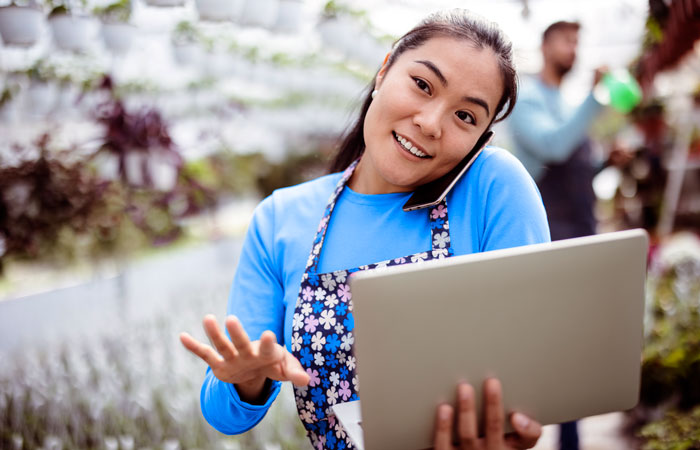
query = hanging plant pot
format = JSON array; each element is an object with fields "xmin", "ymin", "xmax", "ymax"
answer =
[
  {"xmin": 55, "ymin": 82, "xmax": 80, "ymax": 112},
  {"xmin": 274, "ymin": 0, "xmax": 303, "ymax": 33},
  {"xmin": 316, "ymin": 16, "xmax": 356, "ymax": 53},
  {"xmin": 239, "ymin": 0, "xmax": 279, "ymax": 29},
  {"xmin": 49, "ymin": 14, "xmax": 94, "ymax": 52},
  {"xmin": 172, "ymin": 42, "xmax": 203, "ymax": 66},
  {"xmin": 26, "ymin": 81, "xmax": 58, "ymax": 117},
  {"xmin": 0, "ymin": 5, "xmax": 43, "ymax": 47},
  {"xmin": 143, "ymin": 0, "xmax": 186, "ymax": 7},
  {"xmin": 0, "ymin": 96, "xmax": 20, "ymax": 123},
  {"xmin": 101, "ymin": 22, "xmax": 134, "ymax": 55},
  {"xmin": 149, "ymin": 151, "xmax": 180, "ymax": 192},
  {"xmin": 194, "ymin": 0, "xmax": 239, "ymax": 22}
]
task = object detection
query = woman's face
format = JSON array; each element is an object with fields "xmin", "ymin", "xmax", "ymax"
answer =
[{"xmin": 351, "ymin": 36, "xmax": 504, "ymax": 194}]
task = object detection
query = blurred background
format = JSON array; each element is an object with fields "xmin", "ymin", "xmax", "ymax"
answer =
[{"xmin": 0, "ymin": 0, "xmax": 698, "ymax": 449}]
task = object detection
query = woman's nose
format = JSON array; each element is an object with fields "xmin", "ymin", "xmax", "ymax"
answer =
[{"xmin": 412, "ymin": 105, "xmax": 442, "ymax": 139}]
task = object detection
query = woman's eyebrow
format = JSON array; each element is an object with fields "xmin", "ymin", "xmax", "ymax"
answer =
[
  {"xmin": 463, "ymin": 96, "xmax": 491, "ymax": 118},
  {"xmin": 415, "ymin": 60, "xmax": 447, "ymax": 86},
  {"xmin": 415, "ymin": 59, "xmax": 491, "ymax": 118}
]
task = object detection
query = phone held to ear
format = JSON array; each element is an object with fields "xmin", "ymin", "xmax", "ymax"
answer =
[{"xmin": 402, "ymin": 130, "xmax": 494, "ymax": 212}]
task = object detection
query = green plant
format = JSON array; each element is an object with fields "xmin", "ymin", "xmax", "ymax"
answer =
[
  {"xmin": 45, "ymin": 0, "xmax": 88, "ymax": 16},
  {"xmin": 93, "ymin": 0, "xmax": 131, "ymax": 23},
  {"xmin": 626, "ymin": 234, "xmax": 700, "ymax": 447},
  {"xmin": 321, "ymin": 0, "xmax": 365, "ymax": 19},
  {"xmin": 639, "ymin": 405, "xmax": 700, "ymax": 449},
  {"xmin": 171, "ymin": 20, "xmax": 201, "ymax": 45},
  {"xmin": 0, "ymin": 83, "xmax": 19, "ymax": 108}
]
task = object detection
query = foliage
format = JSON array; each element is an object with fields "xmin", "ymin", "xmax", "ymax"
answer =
[
  {"xmin": 639, "ymin": 405, "xmax": 700, "ymax": 450},
  {"xmin": 93, "ymin": 0, "xmax": 131, "ymax": 23},
  {"xmin": 171, "ymin": 20, "xmax": 201, "ymax": 46},
  {"xmin": 627, "ymin": 235, "xmax": 700, "ymax": 447},
  {"xmin": 639, "ymin": 249, "xmax": 700, "ymax": 409},
  {"xmin": 321, "ymin": 0, "xmax": 365, "ymax": 19},
  {"xmin": 0, "ymin": 76, "xmax": 220, "ymax": 275},
  {"xmin": 0, "ymin": 134, "xmax": 112, "ymax": 272},
  {"xmin": 0, "ymin": 279, "xmax": 311, "ymax": 449},
  {"xmin": 45, "ymin": 0, "xmax": 87, "ymax": 18}
]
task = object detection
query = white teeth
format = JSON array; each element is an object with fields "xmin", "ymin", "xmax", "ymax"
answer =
[{"xmin": 394, "ymin": 132, "xmax": 428, "ymax": 158}]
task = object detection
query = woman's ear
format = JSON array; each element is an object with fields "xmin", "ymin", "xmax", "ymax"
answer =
[{"xmin": 374, "ymin": 52, "xmax": 392, "ymax": 90}]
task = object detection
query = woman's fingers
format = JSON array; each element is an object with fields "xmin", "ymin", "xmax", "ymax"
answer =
[
  {"xmin": 504, "ymin": 413, "xmax": 542, "ymax": 449},
  {"xmin": 226, "ymin": 315, "xmax": 253, "ymax": 356},
  {"xmin": 203, "ymin": 314, "xmax": 236, "ymax": 360},
  {"xmin": 483, "ymin": 378, "xmax": 505, "ymax": 449},
  {"xmin": 456, "ymin": 383, "xmax": 478, "ymax": 450},
  {"xmin": 283, "ymin": 351, "xmax": 311, "ymax": 387},
  {"xmin": 433, "ymin": 404, "xmax": 455, "ymax": 450},
  {"xmin": 179, "ymin": 332, "xmax": 223, "ymax": 366},
  {"xmin": 259, "ymin": 330, "xmax": 284, "ymax": 361}
]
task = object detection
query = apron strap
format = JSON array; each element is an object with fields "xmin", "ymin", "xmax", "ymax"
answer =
[{"xmin": 305, "ymin": 160, "xmax": 454, "ymax": 273}]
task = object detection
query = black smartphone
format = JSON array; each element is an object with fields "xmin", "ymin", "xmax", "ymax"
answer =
[{"xmin": 402, "ymin": 130, "xmax": 494, "ymax": 212}]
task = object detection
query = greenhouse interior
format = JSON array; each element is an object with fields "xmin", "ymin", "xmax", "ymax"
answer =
[{"xmin": 1, "ymin": 0, "xmax": 699, "ymax": 449}]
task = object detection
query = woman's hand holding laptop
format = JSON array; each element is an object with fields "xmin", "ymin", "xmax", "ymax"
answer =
[{"xmin": 433, "ymin": 379, "xmax": 542, "ymax": 449}]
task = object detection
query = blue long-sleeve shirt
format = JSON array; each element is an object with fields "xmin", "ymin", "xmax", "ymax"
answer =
[
  {"xmin": 200, "ymin": 147, "xmax": 551, "ymax": 434},
  {"xmin": 508, "ymin": 76, "xmax": 603, "ymax": 181}
]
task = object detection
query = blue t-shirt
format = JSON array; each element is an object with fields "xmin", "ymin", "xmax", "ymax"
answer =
[{"xmin": 200, "ymin": 147, "xmax": 550, "ymax": 434}]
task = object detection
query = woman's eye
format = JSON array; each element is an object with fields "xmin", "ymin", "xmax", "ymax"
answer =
[
  {"xmin": 412, "ymin": 77, "xmax": 430, "ymax": 94},
  {"xmin": 456, "ymin": 111, "xmax": 475, "ymax": 125}
]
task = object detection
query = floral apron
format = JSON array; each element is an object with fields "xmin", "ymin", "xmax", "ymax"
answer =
[{"xmin": 290, "ymin": 160, "xmax": 454, "ymax": 450}]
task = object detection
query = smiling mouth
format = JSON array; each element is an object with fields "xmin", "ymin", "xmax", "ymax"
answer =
[{"xmin": 393, "ymin": 131, "xmax": 431, "ymax": 159}]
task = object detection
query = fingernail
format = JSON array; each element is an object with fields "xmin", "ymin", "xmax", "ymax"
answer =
[
  {"xmin": 513, "ymin": 412, "xmax": 530, "ymax": 430},
  {"xmin": 439, "ymin": 405, "xmax": 451, "ymax": 422},
  {"xmin": 459, "ymin": 384, "xmax": 471, "ymax": 402}
]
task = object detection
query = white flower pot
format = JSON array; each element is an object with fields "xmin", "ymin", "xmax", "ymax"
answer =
[
  {"xmin": 55, "ymin": 82, "xmax": 80, "ymax": 112},
  {"xmin": 274, "ymin": 0, "xmax": 303, "ymax": 33},
  {"xmin": 94, "ymin": 152, "xmax": 120, "ymax": 181},
  {"xmin": 204, "ymin": 50, "xmax": 234, "ymax": 78},
  {"xmin": 317, "ymin": 16, "xmax": 356, "ymax": 53},
  {"xmin": 172, "ymin": 42, "xmax": 203, "ymax": 66},
  {"xmin": 101, "ymin": 22, "xmax": 134, "ymax": 55},
  {"xmin": 239, "ymin": 0, "xmax": 279, "ymax": 29},
  {"xmin": 49, "ymin": 14, "xmax": 94, "ymax": 52},
  {"xmin": 195, "ymin": 0, "xmax": 239, "ymax": 22},
  {"xmin": 26, "ymin": 81, "xmax": 58, "ymax": 116},
  {"xmin": 125, "ymin": 151, "xmax": 147, "ymax": 186},
  {"xmin": 0, "ymin": 6, "xmax": 43, "ymax": 47},
  {"xmin": 0, "ymin": 97, "xmax": 20, "ymax": 123},
  {"xmin": 149, "ymin": 152, "xmax": 179, "ymax": 192},
  {"xmin": 143, "ymin": 0, "xmax": 185, "ymax": 7}
]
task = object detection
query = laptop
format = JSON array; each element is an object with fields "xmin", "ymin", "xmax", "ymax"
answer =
[{"xmin": 332, "ymin": 229, "xmax": 648, "ymax": 450}]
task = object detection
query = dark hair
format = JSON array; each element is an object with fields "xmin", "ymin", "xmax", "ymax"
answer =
[
  {"xmin": 542, "ymin": 21, "xmax": 580, "ymax": 42},
  {"xmin": 329, "ymin": 9, "xmax": 518, "ymax": 173}
]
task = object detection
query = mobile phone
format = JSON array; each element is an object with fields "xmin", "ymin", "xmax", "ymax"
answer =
[{"xmin": 402, "ymin": 130, "xmax": 494, "ymax": 212}]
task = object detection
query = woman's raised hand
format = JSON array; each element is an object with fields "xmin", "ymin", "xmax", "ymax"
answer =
[
  {"xmin": 180, "ymin": 315, "xmax": 309, "ymax": 403},
  {"xmin": 433, "ymin": 379, "xmax": 542, "ymax": 450}
]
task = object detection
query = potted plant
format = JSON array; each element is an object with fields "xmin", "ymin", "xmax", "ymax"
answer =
[
  {"xmin": 0, "ymin": 0, "xmax": 44, "ymax": 47},
  {"xmin": 94, "ymin": 0, "xmax": 133, "ymax": 55},
  {"xmin": 23, "ymin": 61, "xmax": 59, "ymax": 116},
  {"xmin": 171, "ymin": 21, "xmax": 203, "ymax": 67},
  {"xmin": 194, "ymin": 0, "xmax": 241, "ymax": 22},
  {"xmin": 239, "ymin": 0, "xmax": 279, "ymax": 29},
  {"xmin": 0, "ymin": 78, "xmax": 21, "ymax": 123},
  {"xmin": 47, "ymin": 0, "xmax": 95, "ymax": 52}
]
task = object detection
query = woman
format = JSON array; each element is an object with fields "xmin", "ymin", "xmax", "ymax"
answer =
[{"xmin": 181, "ymin": 9, "xmax": 549, "ymax": 450}]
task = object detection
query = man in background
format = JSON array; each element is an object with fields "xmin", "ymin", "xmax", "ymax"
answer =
[{"xmin": 508, "ymin": 20, "xmax": 605, "ymax": 450}]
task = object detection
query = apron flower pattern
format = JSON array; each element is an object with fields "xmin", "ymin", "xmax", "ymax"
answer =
[{"xmin": 291, "ymin": 160, "xmax": 455, "ymax": 449}]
